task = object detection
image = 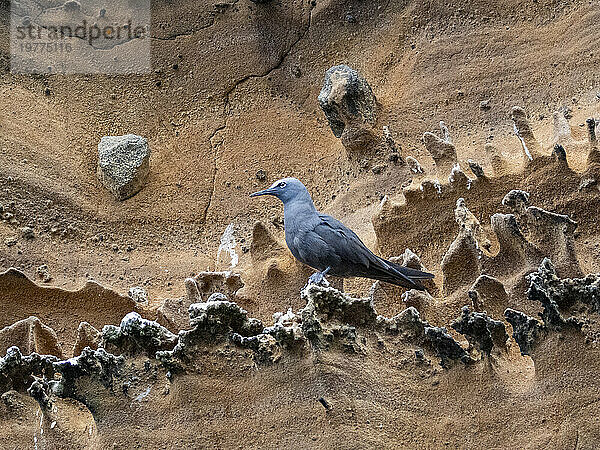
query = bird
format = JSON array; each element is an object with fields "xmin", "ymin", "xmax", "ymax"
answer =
[{"xmin": 250, "ymin": 177, "xmax": 434, "ymax": 290}]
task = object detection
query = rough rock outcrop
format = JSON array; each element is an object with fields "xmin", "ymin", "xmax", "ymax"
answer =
[
  {"xmin": 504, "ymin": 308, "xmax": 545, "ymax": 356},
  {"xmin": 504, "ymin": 258, "xmax": 598, "ymax": 355},
  {"xmin": 501, "ymin": 190, "xmax": 580, "ymax": 277},
  {"xmin": 528, "ymin": 258, "xmax": 598, "ymax": 322},
  {"xmin": 52, "ymin": 347, "xmax": 124, "ymax": 404},
  {"xmin": 157, "ymin": 294, "xmax": 264, "ymax": 369},
  {"xmin": 451, "ymin": 306, "xmax": 508, "ymax": 355},
  {"xmin": 97, "ymin": 134, "xmax": 150, "ymax": 201},
  {"xmin": 0, "ymin": 347, "xmax": 58, "ymax": 392},
  {"xmin": 299, "ymin": 284, "xmax": 375, "ymax": 353},
  {"xmin": 441, "ymin": 199, "xmax": 482, "ymax": 295},
  {"xmin": 318, "ymin": 65, "xmax": 378, "ymax": 155},
  {"xmin": 157, "ymin": 271, "xmax": 244, "ymax": 331},
  {"xmin": 484, "ymin": 143, "xmax": 509, "ymax": 177},
  {"xmin": 581, "ymin": 117, "xmax": 600, "ymax": 190},
  {"xmin": 27, "ymin": 376, "xmax": 52, "ymax": 410},
  {"xmin": 72, "ymin": 322, "xmax": 101, "ymax": 357},
  {"xmin": 423, "ymin": 327, "xmax": 471, "ymax": 369},
  {"xmin": 423, "ymin": 122, "xmax": 458, "ymax": 179},
  {"xmin": 102, "ymin": 312, "xmax": 178, "ymax": 356}
]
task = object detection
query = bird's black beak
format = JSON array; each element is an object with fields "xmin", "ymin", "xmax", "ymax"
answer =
[{"xmin": 250, "ymin": 187, "xmax": 276, "ymax": 197}]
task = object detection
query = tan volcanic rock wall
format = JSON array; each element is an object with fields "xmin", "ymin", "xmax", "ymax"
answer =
[{"xmin": 1, "ymin": 0, "xmax": 600, "ymax": 448}]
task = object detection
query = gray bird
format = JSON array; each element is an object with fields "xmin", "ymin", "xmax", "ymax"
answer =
[{"xmin": 250, "ymin": 178, "xmax": 434, "ymax": 290}]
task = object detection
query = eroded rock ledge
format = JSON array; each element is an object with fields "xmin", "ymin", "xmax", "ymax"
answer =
[{"xmin": 505, "ymin": 258, "xmax": 600, "ymax": 355}]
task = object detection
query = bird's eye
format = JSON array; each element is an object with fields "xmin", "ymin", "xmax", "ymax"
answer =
[{"xmin": 279, "ymin": 182, "xmax": 286, "ymax": 188}]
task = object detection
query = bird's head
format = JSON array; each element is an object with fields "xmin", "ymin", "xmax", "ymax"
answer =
[{"xmin": 250, "ymin": 177, "xmax": 309, "ymax": 204}]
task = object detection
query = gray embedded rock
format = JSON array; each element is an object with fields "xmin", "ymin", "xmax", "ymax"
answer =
[
  {"xmin": 318, "ymin": 65, "xmax": 378, "ymax": 154},
  {"xmin": 467, "ymin": 159, "xmax": 485, "ymax": 178},
  {"xmin": 502, "ymin": 189, "xmax": 530, "ymax": 214},
  {"xmin": 184, "ymin": 278, "xmax": 200, "ymax": 303},
  {"xmin": 36, "ymin": 264, "xmax": 52, "ymax": 283},
  {"xmin": 97, "ymin": 134, "xmax": 150, "ymax": 200},
  {"xmin": 534, "ymin": 259, "xmax": 600, "ymax": 313},
  {"xmin": 19, "ymin": 226, "xmax": 34, "ymax": 239},
  {"xmin": 552, "ymin": 144, "xmax": 567, "ymax": 162},
  {"xmin": 318, "ymin": 65, "xmax": 377, "ymax": 138}
]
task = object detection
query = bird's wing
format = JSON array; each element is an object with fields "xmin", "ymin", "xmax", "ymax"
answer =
[
  {"xmin": 293, "ymin": 221, "xmax": 342, "ymax": 271},
  {"xmin": 314, "ymin": 214, "xmax": 392, "ymax": 274},
  {"xmin": 316, "ymin": 213, "xmax": 434, "ymax": 288}
]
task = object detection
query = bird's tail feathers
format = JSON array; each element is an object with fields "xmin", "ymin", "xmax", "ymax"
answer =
[
  {"xmin": 369, "ymin": 264, "xmax": 428, "ymax": 291},
  {"xmin": 377, "ymin": 275, "xmax": 427, "ymax": 291},
  {"xmin": 388, "ymin": 261, "xmax": 435, "ymax": 280}
]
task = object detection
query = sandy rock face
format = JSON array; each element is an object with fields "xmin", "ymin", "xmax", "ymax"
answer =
[
  {"xmin": 97, "ymin": 134, "xmax": 150, "ymax": 201},
  {"xmin": 0, "ymin": 316, "xmax": 63, "ymax": 358}
]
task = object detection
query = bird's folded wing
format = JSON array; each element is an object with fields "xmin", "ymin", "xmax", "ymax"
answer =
[
  {"xmin": 316, "ymin": 214, "xmax": 434, "ymax": 284},
  {"xmin": 315, "ymin": 214, "xmax": 380, "ymax": 270}
]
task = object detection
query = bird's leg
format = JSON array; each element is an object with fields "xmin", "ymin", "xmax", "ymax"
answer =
[{"xmin": 308, "ymin": 267, "xmax": 331, "ymax": 286}]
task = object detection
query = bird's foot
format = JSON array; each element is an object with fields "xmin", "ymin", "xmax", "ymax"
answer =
[{"xmin": 307, "ymin": 271, "xmax": 330, "ymax": 287}]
